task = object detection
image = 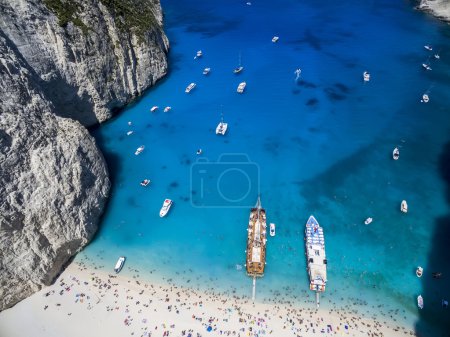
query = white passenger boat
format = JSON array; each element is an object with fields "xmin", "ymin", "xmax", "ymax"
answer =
[
  {"xmin": 422, "ymin": 63, "xmax": 432, "ymax": 71},
  {"xmin": 363, "ymin": 71, "xmax": 370, "ymax": 82},
  {"xmin": 421, "ymin": 94, "xmax": 429, "ymax": 103},
  {"xmin": 272, "ymin": 36, "xmax": 279, "ymax": 43},
  {"xmin": 150, "ymin": 106, "xmax": 159, "ymax": 112},
  {"xmin": 135, "ymin": 145, "xmax": 145, "ymax": 155},
  {"xmin": 237, "ymin": 81, "xmax": 246, "ymax": 93},
  {"xmin": 305, "ymin": 215, "xmax": 327, "ymax": 308},
  {"xmin": 114, "ymin": 256, "xmax": 126, "ymax": 273},
  {"xmin": 401, "ymin": 200, "xmax": 408, "ymax": 213},
  {"xmin": 203, "ymin": 67, "xmax": 211, "ymax": 75},
  {"xmin": 164, "ymin": 106, "xmax": 172, "ymax": 112},
  {"xmin": 269, "ymin": 223, "xmax": 276, "ymax": 237},
  {"xmin": 418, "ymin": 295, "xmax": 424, "ymax": 309},
  {"xmin": 140, "ymin": 179, "xmax": 150, "ymax": 187},
  {"xmin": 185, "ymin": 82, "xmax": 196, "ymax": 93},
  {"xmin": 416, "ymin": 266, "xmax": 423, "ymax": 278},
  {"xmin": 393, "ymin": 147, "xmax": 399, "ymax": 160},
  {"xmin": 159, "ymin": 199, "xmax": 173, "ymax": 217},
  {"xmin": 364, "ymin": 217, "xmax": 373, "ymax": 225},
  {"xmin": 424, "ymin": 45, "xmax": 432, "ymax": 51}
]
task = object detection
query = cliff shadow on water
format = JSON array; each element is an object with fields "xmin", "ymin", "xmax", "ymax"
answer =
[{"xmin": 415, "ymin": 140, "xmax": 450, "ymax": 337}]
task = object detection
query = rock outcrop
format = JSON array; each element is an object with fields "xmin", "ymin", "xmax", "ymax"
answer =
[
  {"xmin": 0, "ymin": 0, "xmax": 168, "ymax": 311},
  {"xmin": 417, "ymin": 0, "xmax": 450, "ymax": 23}
]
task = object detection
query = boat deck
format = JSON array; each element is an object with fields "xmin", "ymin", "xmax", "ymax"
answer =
[
  {"xmin": 305, "ymin": 215, "xmax": 327, "ymax": 292},
  {"xmin": 246, "ymin": 202, "xmax": 267, "ymax": 277}
]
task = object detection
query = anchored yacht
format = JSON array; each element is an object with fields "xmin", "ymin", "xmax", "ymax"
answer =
[
  {"xmin": 114, "ymin": 256, "xmax": 126, "ymax": 273},
  {"xmin": 159, "ymin": 199, "xmax": 173, "ymax": 217},
  {"xmin": 135, "ymin": 145, "xmax": 145, "ymax": 155},
  {"xmin": 237, "ymin": 82, "xmax": 246, "ymax": 93},
  {"xmin": 185, "ymin": 83, "xmax": 196, "ymax": 93}
]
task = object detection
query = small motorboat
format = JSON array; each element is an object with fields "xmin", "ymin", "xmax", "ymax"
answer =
[
  {"xmin": 424, "ymin": 45, "xmax": 432, "ymax": 51},
  {"xmin": 135, "ymin": 145, "xmax": 145, "ymax": 155},
  {"xmin": 159, "ymin": 199, "xmax": 173, "ymax": 217},
  {"xmin": 164, "ymin": 106, "xmax": 172, "ymax": 112},
  {"xmin": 127, "ymin": 121, "xmax": 132, "ymax": 126},
  {"xmin": 421, "ymin": 94, "xmax": 430, "ymax": 103},
  {"xmin": 150, "ymin": 106, "xmax": 159, "ymax": 112},
  {"xmin": 418, "ymin": 295, "xmax": 424, "ymax": 309},
  {"xmin": 434, "ymin": 53, "xmax": 440, "ymax": 60},
  {"xmin": 272, "ymin": 36, "xmax": 279, "ymax": 43},
  {"xmin": 269, "ymin": 223, "xmax": 276, "ymax": 237},
  {"xmin": 203, "ymin": 67, "xmax": 211, "ymax": 75},
  {"xmin": 196, "ymin": 149, "xmax": 202, "ymax": 155},
  {"xmin": 422, "ymin": 63, "xmax": 432, "ymax": 71},
  {"xmin": 234, "ymin": 66, "xmax": 244, "ymax": 74},
  {"xmin": 416, "ymin": 266, "xmax": 423, "ymax": 278},
  {"xmin": 126, "ymin": 131, "xmax": 133, "ymax": 136},
  {"xmin": 237, "ymin": 81, "xmax": 246, "ymax": 93},
  {"xmin": 140, "ymin": 179, "xmax": 151, "ymax": 187},
  {"xmin": 185, "ymin": 82, "xmax": 196, "ymax": 93},
  {"xmin": 194, "ymin": 50, "xmax": 202, "ymax": 59},
  {"xmin": 401, "ymin": 200, "xmax": 408, "ymax": 213},
  {"xmin": 364, "ymin": 217, "xmax": 373, "ymax": 225},
  {"xmin": 393, "ymin": 147, "xmax": 400, "ymax": 160},
  {"xmin": 363, "ymin": 71, "xmax": 370, "ymax": 82},
  {"xmin": 114, "ymin": 256, "xmax": 126, "ymax": 273}
]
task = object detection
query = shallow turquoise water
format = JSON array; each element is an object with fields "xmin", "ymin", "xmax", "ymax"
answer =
[{"xmin": 85, "ymin": 0, "xmax": 450, "ymax": 335}]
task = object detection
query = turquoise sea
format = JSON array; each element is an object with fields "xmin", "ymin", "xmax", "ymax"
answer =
[{"xmin": 85, "ymin": 0, "xmax": 450, "ymax": 335}]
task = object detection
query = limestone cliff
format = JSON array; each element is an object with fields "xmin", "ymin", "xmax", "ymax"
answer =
[
  {"xmin": 0, "ymin": 0, "xmax": 168, "ymax": 311},
  {"xmin": 417, "ymin": 0, "xmax": 450, "ymax": 23}
]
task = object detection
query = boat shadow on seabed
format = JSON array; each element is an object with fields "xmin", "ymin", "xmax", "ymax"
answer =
[{"xmin": 415, "ymin": 140, "xmax": 450, "ymax": 337}]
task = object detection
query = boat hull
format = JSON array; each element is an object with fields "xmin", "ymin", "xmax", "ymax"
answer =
[
  {"xmin": 305, "ymin": 215, "xmax": 327, "ymax": 293},
  {"xmin": 246, "ymin": 198, "xmax": 267, "ymax": 277}
]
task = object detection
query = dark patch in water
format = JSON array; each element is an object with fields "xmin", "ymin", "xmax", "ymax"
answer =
[
  {"xmin": 297, "ymin": 80, "xmax": 317, "ymax": 88},
  {"xmin": 292, "ymin": 89, "xmax": 300, "ymax": 95},
  {"xmin": 290, "ymin": 29, "xmax": 322, "ymax": 51},
  {"xmin": 146, "ymin": 124, "xmax": 152, "ymax": 128},
  {"xmin": 169, "ymin": 181, "xmax": 179, "ymax": 189},
  {"xmin": 290, "ymin": 137, "xmax": 309, "ymax": 148},
  {"xmin": 179, "ymin": 196, "xmax": 190, "ymax": 202},
  {"xmin": 161, "ymin": 165, "xmax": 167, "ymax": 170},
  {"xmin": 308, "ymin": 127, "xmax": 319, "ymax": 133},
  {"xmin": 127, "ymin": 196, "xmax": 137, "ymax": 208},
  {"xmin": 306, "ymin": 98, "xmax": 318, "ymax": 106},
  {"xmin": 160, "ymin": 122, "xmax": 169, "ymax": 128},
  {"xmin": 334, "ymin": 83, "xmax": 350, "ymax": 94},
  {"xmin": 263, "ymin": 137, "xmax": 281, "ymax": 156},
  {"xmin": 224, "ymin": 140, "xmax": 230, "ymax": 144},
  {"xmin": 324, "ymin": 87, "xmax": 346, "ymax": 101}
]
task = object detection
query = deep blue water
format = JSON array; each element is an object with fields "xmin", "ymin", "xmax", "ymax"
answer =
[{"xmin": 85, "ymin": 0, "xmax": 450, "ymax": 335}]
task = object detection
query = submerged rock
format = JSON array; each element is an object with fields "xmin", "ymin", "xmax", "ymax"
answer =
[{"xmin": 0, "ymin": 0, "xmax": 168, "ymax": 310}]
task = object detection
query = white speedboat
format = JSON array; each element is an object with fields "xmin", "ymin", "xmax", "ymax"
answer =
[
  {"xmin": 363, "ymin": 71, "xmax": 370, "ymax": 82},
  {"xmin": 364, "ymin": 217, "xmax": 373, "ymax": 225},
  {"xmin": 150, "ymin": 106, "xmax": 158, "ymax": 112},
  {"xmin": 164, "ymin": 106, "xmax": 172, "ymax": 112},
  {"xmin": 140, "ymin": 179, "xmax": 151, "ymax": 187},
  {"xmin": 126, "ymin": 131, "xmax": 133, "ymax": 136},
  {"xmin": 424, "ymin": 45, "xmax": 432, "ymax": 51},
  {"xmin": 159, "ymin": 199, "xmax": 173, "ymax": 217},
  {"xmin": 185, "ymin": 82, "xmax": 196, "ymax": 93},
  {"xmin": 421, "ymin": 94, "xmax": 429, "ymax": 103},
  {"xmin": 416, "ymin": 266, "xmax": 423, "ymax": 278},
  {"xmin": 128, "ymin": 121, "xmax": 132, "ymax": 126},
  {"xmin": 434, "ymin": 53, "xmax": 440, "ymax": 59},
  {"xmin": 422, "ymin": 63, "xmax": 432, "ymax": 71},
  {"xmin": 418, "ymin": 295, "xmax": 424, "ymax": 309},
  {"xmin": 135, "ymin": 145, "xmax": 145, "ymax": 155},
  {"xmin": 393, "ymin": 147, "xmax": 399, "ymax": 160},
  {"xmin": 272, "ymin": 36, "xmax": 279, "ymax": 43},
  {"xmin": 401, "ymin": 200, "xmax": 408, "ymax": 213},
  {"xmin": 216, "ymin": 121, "xmax": 228, "ymax": 135},
  {"xmin": 114, "ymin": 256, "xmax": 126, "ymax": 273},
  {"xmin": 203, "ymin": 67, "xmax": 211, "ymax": 75},
  {"xmin": 269, "ymin": 223, "xmax": 276, "ymax": 237},
  {"xmin": 194, "ymin": 50, "xmax": 202, "ymax": 59},
  {"xmin": 196, "ymin": 149, "xmax": 202, "ymax": 155},
  {"xmin": 234, "ymin": 66, "xmax": 244, "ymax": 74},
  {"xmin": 237, "ymin": 81, "xmax": 246, "ymax": 93}
]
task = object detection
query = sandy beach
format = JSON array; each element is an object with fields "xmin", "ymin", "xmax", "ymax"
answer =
[{"xmin": 0, "ymin": 260, "xmax": 416, "ymax": 337}]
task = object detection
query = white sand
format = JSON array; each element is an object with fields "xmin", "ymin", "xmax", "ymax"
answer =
[{"xmin": 0, "ymin": 262, "xmax": 415, "ymax": 337}]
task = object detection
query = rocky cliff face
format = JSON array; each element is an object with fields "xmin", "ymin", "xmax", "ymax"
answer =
[
  {"xmin": 0, "ymin": 0, "xmax": 169, "ymax": 126},
  {"xmin": 0, "ymin": 0, "xmax": 168, "ymax": 311},
  {"xmin": 417, "ymin": 0, "xmax": 450, "ymax": 23}
]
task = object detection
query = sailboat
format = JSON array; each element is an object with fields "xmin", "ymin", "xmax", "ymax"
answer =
[
  {"xmin": 234, "ymin": 52, "xmax": 244, "ymax": 74},
  {"xmin": 216, "ymin": 113, "xmax": 228, "ymax": 135}
]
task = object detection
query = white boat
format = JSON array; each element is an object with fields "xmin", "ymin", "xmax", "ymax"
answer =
[
  {"xmin": 150, "ymin": 106, "xmax": 158, "ymax": 112},
  {"xmin": 195, "ymin": 50, "xmax": 202, "ymax": 59},
  {"xmin": 424, "ymin": 45, "xmax": 432, "ymax": 51},
  {"xmin": 421, "ymin": 94, "xmax": 429, "ymax": 103},
  {"xmin": 203, "ymin": 67, "xmax": 211, "ymax": 75},
  {"xmin": 269, "ymin": 223, "xmax": 276, "ymax": 237},
  {"xmin": 363, "ymin": 71, "xmax": 370, "ymax": 82},
  {"xmin": 434, "ymin": 53, "xmax": 440, "ymax": 60},
  {"xmin": 216, "ymin": 119, "xmax": 228, "ymax": 135},
  {"xmin": 159, "ymin": 199, "xmax": 173, "ymax": 217},
  {"xmin": 401, "ymin": 200, "xmax": 408, "ymax": 213},
  {"xmin": 114, "ymin": 256, "xmax": 126, "ymax": 273},
  {"xmin": 418, "ymin": 295, "xmax": 424, "ymax": 309},
  {"xmin": 272, "ymin": 36, "xmax": 279, "ymax": 43},
  {"xmin": 305, "ymin": 215, "xmax": 327, "ymax": 308},
  {"xmin": 140, "ymin": 179, "xmax": 151, "ymax": 187},
  {"xmin": 135, "ymin": 145, "xmax": 145, "ymax": 155},
  {"xmin": 234, "ymin": 52, "xmax": 244, "ymax": 74},
  {"xmin": 196, "ymin": 149, "xmax": 202, "ymax": 155},
  {"xmin": 422, "ymin": 63, "xmax": 432, "ymax": 71},
  {"xmin": 126, "ymin": 131, "xmax": 133, "ymax": 136},
  {"xmin": 393, "ymin": 147, "xmax": 400, "ymax": 160},
  {"xmin": 164, "ymin": 106, "xmax": 172, "ymax": 112},
  {"xmin": 185, "ymin": 82, "xmax": 196, "ymax": 93},
  {"xmin": 416, "ymin": 266, "xmax": 423, "ymax": 278},
  {"xmin": 128, "ymin": 121, "xmax": 132, "ymax": 126},
  {"xmin": 237, "ymin": 81, "xmax": 246, "ymax": 93},
  {"xmin": 364, "ymin": 217, "xmax": 373, "ymax": 225}
]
